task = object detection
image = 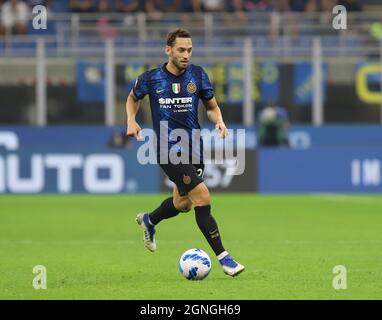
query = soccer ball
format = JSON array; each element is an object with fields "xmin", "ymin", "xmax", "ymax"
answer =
[{"xmin": 178, "ymin": 248, "xmax": 211, "ymax": 280}]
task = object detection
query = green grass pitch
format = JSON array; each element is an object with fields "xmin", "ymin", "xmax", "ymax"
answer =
[{"xmin": 0, "ymin": 194, "xmax": 381, "ymax": 300}]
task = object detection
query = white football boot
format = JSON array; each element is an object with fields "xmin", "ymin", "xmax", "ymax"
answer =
[
  {"xmin": 218, "ymin": 251, "xmax": 245, "ymax": 277},
  {"xmin": 136, "ymin": 213, "xmax": 156, "ymax": 252}
]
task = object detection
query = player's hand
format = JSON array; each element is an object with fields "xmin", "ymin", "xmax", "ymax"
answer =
[
  {"xmin": 215, "ymin": 122, "xmax": 228, "ymax": 139},
  {"xmin": 127, "ymin": 121, "xmax": 143, "ymax": 141}
]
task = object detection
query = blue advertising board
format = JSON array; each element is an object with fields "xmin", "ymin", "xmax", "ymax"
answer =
[
  {"xmin": 293, "ymin": 62, "xmax": 328, "ymax": 106},
  {"xmin": 2, "ymin": 126, "xmax": 382, "ymax": 194},
  {"xmin": 0, "ymin": 148, "xmax": 159, "ymax": 194},
  {"xmin": 76, "ymin": 62, "xmax": 105, "ymax": 103},
  {"xmin": 3, "ymin": 125, "xmax": 382, "ymax": 150},
  {"xmin": 0, "ymin": 129, "xmax": 159, "ymax": 193},
  {"xmin": 258, "ymin": 148, "xmax": 382, "ymax": 193}
]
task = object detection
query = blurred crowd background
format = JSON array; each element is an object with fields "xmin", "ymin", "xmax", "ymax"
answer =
[
  {"xmin": 0, "ymin": 0, "xmax": 372, "ymax": 36},
  {"xmin": 0, "ymin": 0, "xmax": 381, "ymax": 128}
]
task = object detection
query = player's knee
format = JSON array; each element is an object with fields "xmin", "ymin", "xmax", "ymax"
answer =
[
  {"xmin": 174, "ymin": 199, "xmax": 192, "ymax": 213},
  {"xmin": 193, "ymin": 190, "xmax": 210, "ymax": 207},
  {"xmin": 179, "ymin": 203, "xmax": 193, "ymax": 213}
]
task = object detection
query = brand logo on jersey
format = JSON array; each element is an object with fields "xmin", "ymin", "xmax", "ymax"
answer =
[
  {"xmin": 187, "ymin": 82, "xmax": 197, "ymax": 94},
  {"xmin": 172, "ymin": 83, "xmax": 181, "ymax": 94}
]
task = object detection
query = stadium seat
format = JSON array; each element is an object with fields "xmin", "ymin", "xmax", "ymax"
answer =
[{"xmin": 51, "ymin": 1, "xmax": 70, "ymax": 12}]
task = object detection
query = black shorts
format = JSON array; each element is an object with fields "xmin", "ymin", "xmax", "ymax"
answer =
[{"xmin": 159, "ymin": 162, "xmax": 205, "ymax": 197}]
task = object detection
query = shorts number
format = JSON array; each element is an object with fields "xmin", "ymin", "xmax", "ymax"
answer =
[{"xmin": 196, "ymin": 168, "xmax": 204, "ymax": 177}]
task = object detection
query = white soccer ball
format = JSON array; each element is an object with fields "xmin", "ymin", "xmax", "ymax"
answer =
[{"xmin": 178, "ymin": 248, "xmax": 212, "ymax": 280}]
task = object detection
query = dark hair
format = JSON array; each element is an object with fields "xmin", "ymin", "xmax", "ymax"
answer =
[{"xmin": 166, "ymin": 28, "xmax": 192, "ymax": 47}]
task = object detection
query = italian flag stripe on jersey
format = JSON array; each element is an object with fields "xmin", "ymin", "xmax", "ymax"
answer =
[{"xmin": 172, "ymin": 83, "xmax": 180, "ymax": 94}]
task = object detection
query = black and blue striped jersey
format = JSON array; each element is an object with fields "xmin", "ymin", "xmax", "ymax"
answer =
[{"xmin": 133, "ymin": 63, "xmax": 214, "ymax": 163}]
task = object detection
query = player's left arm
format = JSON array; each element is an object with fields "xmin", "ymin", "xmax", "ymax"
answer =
[{"xmin": 204, "ymin": 97, "xmax": 228, "ymax": 139}]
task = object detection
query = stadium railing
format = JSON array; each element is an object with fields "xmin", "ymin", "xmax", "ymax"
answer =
[
  {"xmin": 0, "ymin": 11, "xmax": 381, "ymax": 57},
  {"xmin": 0, "ymin": 11, "xmax": 381, "ymax": 126}
]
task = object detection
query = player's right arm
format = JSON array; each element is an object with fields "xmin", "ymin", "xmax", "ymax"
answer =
[
  {"xmin": 126, "ymin": 72, "xmax": 149, "ymax": 140},
  {"xmin": 126, "ymin": 91, "xmax": 143, "ymax": 140}
]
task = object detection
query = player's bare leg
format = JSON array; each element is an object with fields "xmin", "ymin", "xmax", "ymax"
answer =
[
  {"xmin": 172, "ymin": 184, "xmax": 193, "ymax": 213},
  {"xmin": 187, "ymin": 182, "xmax": 245, "ymax": 277}
]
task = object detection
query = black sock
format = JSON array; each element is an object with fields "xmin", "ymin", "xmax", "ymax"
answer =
[
  {"xmin": 194, "ymin": 205, "xmax": 225, "ymax": 256},
  {"xmin": 149, "ymin": 197, "xmax": 180, "ymax": 225}
]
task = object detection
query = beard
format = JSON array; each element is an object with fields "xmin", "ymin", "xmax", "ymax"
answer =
[{"xmin": 172, "ymin": 58, "xmax": 188, "ymax": 71}]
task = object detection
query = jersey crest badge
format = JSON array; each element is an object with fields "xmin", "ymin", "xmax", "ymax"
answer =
[
  {"xmin": 183, "ymin": 175, "xmax": 191, "ymax": 185},
  {"xmin": 172, "ymin": 83, "xmax": 181, "ymax": 94},
  {"xmin": 187, "ymin": 82, "xmax": 197, "ymax": 94}
]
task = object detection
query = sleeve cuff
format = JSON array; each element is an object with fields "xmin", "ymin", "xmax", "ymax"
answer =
[
  {"xmin": 202, "ymin": 95, "xmax": 214, "ymax": 102},
  {"xmin": 132, "ymin": 87, "xmax": 143, "ymax": 100}
]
